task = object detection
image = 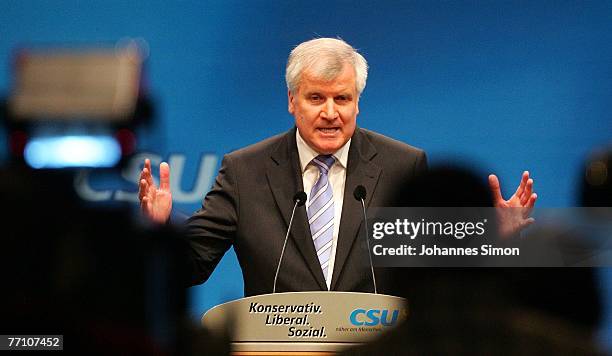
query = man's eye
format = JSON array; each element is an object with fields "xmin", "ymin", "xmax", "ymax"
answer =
[
  {"xmin": 310, "ymin": 95, "xmax": 322, "ymax": 102},
  {"xmin": 335, "ymin": 96, "xmax": 348, "ymax": 102}
]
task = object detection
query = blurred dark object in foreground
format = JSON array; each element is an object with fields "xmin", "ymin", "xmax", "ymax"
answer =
[
  {"xmin": 0, "ymin": 42, "xmax": 229, "ymax": 354},
  {"xmin": 368, "ymin": 166, "xmax": 605, "ymax": 355},
  {"xmin": 394, "ymin": 165, "xmax": 493, "ymax": 207},
  {"xmin": 581, "ymin": 148, "xmax": 612, "ymax": 207},
  {"xmin": 0, "ymin": 166, "xmax": 229, "ymax": 355}
]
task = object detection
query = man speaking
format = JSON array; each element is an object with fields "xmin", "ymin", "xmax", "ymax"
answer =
[{"xmin": 138, "ymin": 38, "xmax": 536, "ymax": 296}]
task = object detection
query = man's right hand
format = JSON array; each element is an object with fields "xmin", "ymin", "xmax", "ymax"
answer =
[{"xmin": 138, "ymin": 158, "xmax": 172, "ymax": 224}]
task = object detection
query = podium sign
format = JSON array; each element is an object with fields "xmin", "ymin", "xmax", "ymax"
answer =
[{"xmin": 202, "ymin": 292, "xmax": 407, "ymax": 354}]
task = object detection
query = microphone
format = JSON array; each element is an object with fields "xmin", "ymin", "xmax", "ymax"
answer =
[
  {"xmin": 273, "ymin": 191, "xmax": 307, "ymax": 293},
  {"xmin": 353, "ymin": 185, "xmax": 366, "ymax": 201},
  {"xmin": 353, "ymin": 185, "xmax": 377, "ymax": 294}
]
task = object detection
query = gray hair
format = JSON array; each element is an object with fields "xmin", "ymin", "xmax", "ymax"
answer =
[{"xmin": 285, "ymin": 38, "xmax": 368, "ymax": 95}]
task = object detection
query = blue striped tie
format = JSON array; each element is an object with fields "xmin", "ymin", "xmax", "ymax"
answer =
[{"xmin": 307, "ymin": 154, "xmax": 336, "ymax": 284}]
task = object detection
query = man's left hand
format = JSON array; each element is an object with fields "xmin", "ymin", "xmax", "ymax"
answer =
[{"xmin": 489, "ymin": 171, "xmax": 538, "ymax": 238}]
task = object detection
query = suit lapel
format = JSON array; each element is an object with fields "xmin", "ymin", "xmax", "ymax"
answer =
[
  {"xmin": 266, "ymin": 129, "xmax": 328, "ymax": 290},
  {"xmin": 331, "ymin": 128, "xmax": 381, "ymax": 290}
]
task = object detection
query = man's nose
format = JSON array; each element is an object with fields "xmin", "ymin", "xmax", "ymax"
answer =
[{"xmin": 321, "ymin": 99, "xmax": 338, "ymax": 120}]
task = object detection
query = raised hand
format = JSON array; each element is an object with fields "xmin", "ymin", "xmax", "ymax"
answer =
[
  {"xmin": 488, "ymin": 171, "xmax": 538, "ymax": 238},
  {"xmin": 138, "ymin": 158, "xmax": 173, "ymax": 224}
]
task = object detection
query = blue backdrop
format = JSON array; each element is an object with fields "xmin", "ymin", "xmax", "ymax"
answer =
[{"xmin": 1, "ymin": 0, "xmax": 611, "ymax": 346}]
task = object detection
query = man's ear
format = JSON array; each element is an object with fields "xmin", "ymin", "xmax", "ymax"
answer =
[
  {"xmin": 356, "ymin": 96, "xmax": 360, "ymax": 116},
  {"xmin": 288, "ymin": 90, "xmax": 295, "ymax": 114}
]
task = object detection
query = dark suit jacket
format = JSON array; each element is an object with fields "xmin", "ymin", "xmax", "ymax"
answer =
[{"xmin": 185, "ymin": 127, "xmax": 427, "ymax": 296}]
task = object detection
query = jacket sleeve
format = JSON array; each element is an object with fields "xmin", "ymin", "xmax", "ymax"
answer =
[{"xmin": 184, "ymin": 154, "xmax": 239, "ymax": 286}]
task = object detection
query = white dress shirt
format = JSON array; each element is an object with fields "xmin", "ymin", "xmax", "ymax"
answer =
[{"xmin": 296, "ymin": 129, "xmax": 351, "ymax": 290}]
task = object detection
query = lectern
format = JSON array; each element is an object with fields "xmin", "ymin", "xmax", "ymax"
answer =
[{"xmin": 202, "ymin": 292, "xmax": 407, "ymax": 355}]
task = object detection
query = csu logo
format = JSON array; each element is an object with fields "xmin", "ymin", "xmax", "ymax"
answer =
[
  {"xmin": 74, "ymin": 152, "xmax": 218, "ymax": 204},
  {"xmin": 349, "ymin": 309, "xmax": 399, "ymax": 326}
]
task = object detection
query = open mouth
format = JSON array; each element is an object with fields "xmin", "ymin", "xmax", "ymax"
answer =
[{"xmin": 317, "ymin": 128, "xmax": 340, "ymax": 134}]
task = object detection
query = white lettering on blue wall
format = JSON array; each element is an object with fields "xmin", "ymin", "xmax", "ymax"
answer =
[{"xmin": 74, "ymin": 152, "xmax": 218, "ymax": 204}]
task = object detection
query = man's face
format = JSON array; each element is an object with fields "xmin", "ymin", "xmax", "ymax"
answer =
[{"xmin": 288, "ymin": 64, "xmax": 359, "ymax": 154}]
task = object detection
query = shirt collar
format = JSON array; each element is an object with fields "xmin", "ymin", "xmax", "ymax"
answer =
[{"xmin": 296, "ymin": 128, "xmax": 351, "ymax": 172}]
